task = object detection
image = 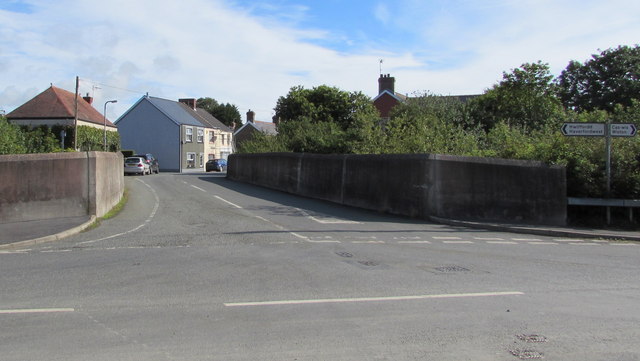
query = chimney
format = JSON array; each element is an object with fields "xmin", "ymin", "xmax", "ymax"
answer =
[
  {"xmin": 247, "ymin": 109, "xmax": 255, "ymax": 123},
  {"xmin": 83, "ymin": 93, "xmax": 93, "ymax": 105},
  {"xmin": 378, "ymin": 74, "xmax": 395, "ymax": 95},
  {"xmin": 179, "ymin": 98, "xmax": 197, "ymax": 110}
]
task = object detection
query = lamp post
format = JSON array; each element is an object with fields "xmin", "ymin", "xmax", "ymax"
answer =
[{"xmin": 103, "ymin": 100, "xmax": 117, "ymax": 151}]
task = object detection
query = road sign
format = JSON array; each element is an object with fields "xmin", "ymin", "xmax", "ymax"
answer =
[
  {"xmin": 609, "ymin": 123, "xmax": 637, "ymax": 137},
  {"xmin": 561, "ymin": 123, "xmax": 605, "ymax": 136}
]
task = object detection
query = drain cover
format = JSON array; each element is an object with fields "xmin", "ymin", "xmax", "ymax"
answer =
[
  {"xmin": 435, "ymin": 265, "xmax": 470, "ymax": 273},
  {"xmin": 509, "ymin": 349, "xmax": 544, "ymax": 359},
  {"xmin": 335, "ymin": 251, "xmax": 353, "ymax": 258},
  {"xmin": 517, "ymin": 334, "xmax": 548, "ymax": 343}
]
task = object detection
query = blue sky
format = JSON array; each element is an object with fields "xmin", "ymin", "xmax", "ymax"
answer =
[{"xmin": 1, "ymin": 0, "xmax": 639, "ymax": 122}]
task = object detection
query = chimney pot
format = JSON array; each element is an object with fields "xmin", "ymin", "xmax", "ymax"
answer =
[{"xmin": 247, "ymin": 109, "xmax": 255, "ymax": 123}]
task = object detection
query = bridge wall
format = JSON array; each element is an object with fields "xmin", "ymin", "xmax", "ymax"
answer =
[
  {"xmin": 0, "ymin": 152, "xmax": 124, "ymax": 222},
  {"xmin": 228, "ymin": 153, "xmax": 566, "ymax": 225}
]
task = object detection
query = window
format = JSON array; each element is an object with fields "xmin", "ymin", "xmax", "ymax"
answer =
[
  {"xmin": 209, "ymin": 131, "xmax": 216, "ymax": 143},
  {"xmin": 199, "ymin": 153, "xmax": 204, "ymax": 167},
  {"xmin": 186, "ymin": 152, "xmax": 195, "ymax": 168},
  {"xmin": 197, "ymin": 128, "xmax": 204, "ymax": 143},
  {"xmin": 221, "ymin": 134, "xmax": 225, "ymax": 145},
  {"xmin": 185, "ymin": 127, "xmax": 193, "ymax": 142}
]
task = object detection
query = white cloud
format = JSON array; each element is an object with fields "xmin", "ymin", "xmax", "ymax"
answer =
[{"xmin": 1, "ymin": 0, "xmax": 639, "ymax": 121}]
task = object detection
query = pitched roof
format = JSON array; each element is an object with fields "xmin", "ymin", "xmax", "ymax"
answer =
[
  {"xmin": 234, "ymin": 120, "xmax": 277, "ymax": 136},
  {"xmin": 144, "ymin": 96, "xmax": 206, "ymax": 127},
  {"xmin": 194, "ymin": 108, "xmax": 233, "ymax": 132},
  {"xmin": 7, "ymin": 86, "xmax": 116, "ymax": 127}
]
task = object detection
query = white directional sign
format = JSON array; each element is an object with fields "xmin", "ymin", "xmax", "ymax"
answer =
[
  {"xmin": 561, "ymin": 123, "xmax": 605, "ymax": 136},
  {"xmin": 609, "ymin": 123, "xmax": 637, "ymax": 137}
]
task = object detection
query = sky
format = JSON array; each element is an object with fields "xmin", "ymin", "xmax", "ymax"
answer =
[{"xmin": 1, "ymin": 0, "xmax": 639, "ymax": 123}]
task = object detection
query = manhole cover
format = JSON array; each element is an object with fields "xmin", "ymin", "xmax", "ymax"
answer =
[
  {"xmin": 509, "ymin": 349, "xmax": 544, "ymax": 359},
  {"xmin": 435, "ymin": 265, "xmax": 470, "ymax": 273},
  {"xmin": 517, "ymin": 334, "xmax": 548, "ymax": 343},
  {"xmin": 335, "ymin": 251, "xmax": 353, "ymax": 258},
  {"xmin": 358, "ymin": 260, "xmax": 379, "ymax": 267}
]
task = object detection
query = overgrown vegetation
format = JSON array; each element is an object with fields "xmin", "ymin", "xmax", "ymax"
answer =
[
  {"xmin": 238, "ymin": 45, "xmax": 640, "ymax": 214},
  {"xmin": 0, "ymin": 115, "xmax": 120, "ymax": 154}
]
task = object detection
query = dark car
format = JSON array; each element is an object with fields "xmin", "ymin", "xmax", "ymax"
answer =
[
  {"xmin": 206, "ymin": 159, "xmax": 227, "ymax": 172},
  {"xmin": 133, "ymin": 153, "xmax": 159, "ymax": 174}
]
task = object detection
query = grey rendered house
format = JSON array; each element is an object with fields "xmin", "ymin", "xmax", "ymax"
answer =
[{"xmin": 115, "ymin": 96, "xmax": 233, "ymax": 172}]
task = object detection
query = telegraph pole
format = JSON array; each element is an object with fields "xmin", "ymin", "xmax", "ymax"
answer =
[{"xmin": 73, "ymin": 76, "xmax": 79, "ymax": 150}]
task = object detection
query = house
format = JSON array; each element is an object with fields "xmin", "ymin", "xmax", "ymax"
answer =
[
  {"xmin": 233, "ymin": 110, "xmax": 277, "ymax": 151},
  {"xmin": 6, "ymin": 86, "xmax": 117, "ymax": 146},
  {"xmin": 372, "ymin": 74, "xmax": 480, "ymax": 119},
  {"xmin": 372, "ymin": 74, "xmax": 407, "ymax": 120},
  {"xmin": 115, "ymin": 96, "xmax": 233, "ymax": 172}
]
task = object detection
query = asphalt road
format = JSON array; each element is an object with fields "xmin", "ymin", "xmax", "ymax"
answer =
[{"xmin": 1, "ymin": 173, "xmax": 639, "ymax": 361}]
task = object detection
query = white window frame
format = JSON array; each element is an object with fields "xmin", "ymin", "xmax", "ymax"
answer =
[
  {"xmin": 197, "ymin": 128, "xmax": 204, "ymax": 143},
  {"xmin": 186, "ymin": 152, "xmax": 196, "ymax": 168},
  {"xmin": 185, "ymin": 127, "xmax": 193, "ymax": 142}
]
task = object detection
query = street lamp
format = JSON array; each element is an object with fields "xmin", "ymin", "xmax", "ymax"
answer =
[{"xmin": 103, "ymin": 100, "xmax": 117, "ymax": 151}]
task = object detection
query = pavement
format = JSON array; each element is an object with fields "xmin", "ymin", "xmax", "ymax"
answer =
[{"xmin": 0, "ymin": 212, "xmax": 638, "ymax": 250}]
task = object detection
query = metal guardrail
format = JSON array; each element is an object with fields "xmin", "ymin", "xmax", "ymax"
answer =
[
  {"xmin": 568, "ymin": 197, "xmax": 640, "ymax": 207},
  {"xmin": 568, "ymin": 197, "xmax": 640, "ymax": 224}
]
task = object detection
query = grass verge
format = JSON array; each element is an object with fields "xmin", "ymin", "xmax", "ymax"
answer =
[{"xmin": 84, "ymin": 187, "xmax": 129, "ymax": 231}]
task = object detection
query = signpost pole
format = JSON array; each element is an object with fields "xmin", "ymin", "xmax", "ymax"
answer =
[{"xmin": 605, "ymin": 121, "xmax": 612, "ymax": 225}]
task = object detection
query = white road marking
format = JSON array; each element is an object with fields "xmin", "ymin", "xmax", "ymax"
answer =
[
  {"xmin": 397, "ymin": 241, "xmax": 432, "ymax": 244},
  {"xmin": 0, "ymin": 308, "xmax": 74, "ymax": 314},
  {"xmin": 224, "ymin": 291, "xmax": 524, "ymax": 307},
  {"xmin": 570, "ymin": 243, "xmax": 601, "ymax": 246},
  {"xmin": 527, "ymin": 242, "xmax": 558, "ymax": 245},
  {"xmin": 474, "ymin": 237, "xmax": 505, "ymax": 241},
  {"xmin": 190, "ymin": 185, "xmax": 206, "ymax": 192},
  {"xmin": 78, "ymin": 179, "xmax": 159, "ymax": 245},
  {"xmin": 554, "ymin": 239, "xmax": 584, "ymax": 242},
  {"xmin": 611, "ymin": 243, "xmax": 637, "ymax": 246},
  {"xmin": 487, "ymin": 241, "xmax": 517, "ymax": 244},
  {"xmin": 351, "ymin": 240, "xmax": 385, "ymax": 244},
  {"xmin": 433, "ymin": 236, "xmax": 461, "ymax": 240},
  {"xmin": 443, "ymin": 240, "xmax": 473, "ymax": 244},
  {"xmin": 513, "ymin": 238, "xmax": 543, "ymax": 241},
  {"xmin": 214, "ymin": 195, "xmax": 242, "ymax": 209},
  {"xmin": 295, "ymin": 208, "xmax": 360, "ymax": 224}
]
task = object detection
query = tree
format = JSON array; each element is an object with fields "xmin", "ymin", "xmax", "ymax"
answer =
[
  {"xmin": 0, "ymin": 115, "xmax": 26, "ymax": 154},
  {"xmin": 273, "ymin": 85, "xmax": 382, "ymax": 154},
  {"xmin": 197, "ymin": 97, "xmax": 241, "ymax": 128},
  {"xmin": 557, "ymin": 45, "xmax": 640, "ymax": 112},
  {"xmin": 468, "ymin": 61, "xmax": 564, "ymax": 133}
]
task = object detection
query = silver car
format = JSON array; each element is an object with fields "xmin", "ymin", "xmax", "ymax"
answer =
[{"xmin": 124, "ymin": 156, "xmax": 150, "ymax": 175}]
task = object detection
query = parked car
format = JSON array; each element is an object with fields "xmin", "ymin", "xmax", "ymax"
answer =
[
  {"xmin": 124, "ymin": 156, "xmax": 150, "ymax": 175},
  {"xmin": 133, "ymin": 153, "xmax": 159, "ymax": 174},
  {"xmin": 206, "ymin": 159, "xmax": 227, "ymax": 172}
]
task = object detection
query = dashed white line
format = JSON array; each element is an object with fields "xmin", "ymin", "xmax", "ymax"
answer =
[
  {"xmin": 190, "ymin": 185, "xmax": 206, "ymax": 192},
  {"xmin": 487, "ymin": 241, "xmax": 517, "ymax": 245},
  {"xmin": 0, "ymin": 308, "xmax": 75, "ymax": 314},
  {"xmin": 224, "ymin": 291, "xmax": 525, "ymax": 307},
  {"xmin": 433, "ymin": 236, "xmax": 462, "ymax": 240},
  {"xmin": 443, "ymin": 240, "xmax": 474, "ymax": 244},
  {"xmin": 397, "ymin": 241, "xmax": 432, "ymax": 244},
  {"xmin": 214, "ymin": 195, "xmax": 242, "ymax": 209},
  {"xmin": 474, "ymin": 237, "xmax": 505, "ymax": 241}
]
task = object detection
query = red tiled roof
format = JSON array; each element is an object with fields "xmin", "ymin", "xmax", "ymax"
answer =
[{"xmin": 7, "ymin": 86, "xmax": 116, "ymax": 127}]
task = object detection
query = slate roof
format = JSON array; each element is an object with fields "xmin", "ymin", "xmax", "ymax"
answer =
[
  {"xmin": 194, "ymin": 108, "xmax": 233, "ymax": 132},
  {"xmin": 144, "ymin": 96, "xmax": 206, "ymax": 127},
  {"xmin": 7, "ymin": 86, "xmax": 116, "ymax": 127},
  {"xmin": 234, "ymin": 120, "xmax": 277, "ymax": 136}
]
